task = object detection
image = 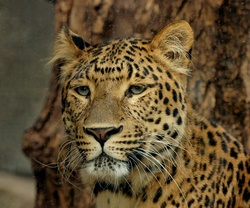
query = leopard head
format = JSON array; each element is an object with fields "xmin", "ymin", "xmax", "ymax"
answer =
[{"xmin": 53, "ymin": 21, "xmax": 194, "ymax": 184}]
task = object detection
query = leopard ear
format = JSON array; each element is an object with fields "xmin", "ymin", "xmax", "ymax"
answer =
[
  {"xmin": 151, "ymin": 20, "xmax": 194, "ymax": 74},
  {"xmin": 53, "ymin": 27, "xmax": 90, "ymax": 63},
  {"xmin": 51, "ymin": 27, "xmax": 91, "ymax": 83}
]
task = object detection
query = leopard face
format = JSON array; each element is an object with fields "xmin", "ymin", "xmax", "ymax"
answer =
[{"xmin": 55, "ymin": 21, "xmax": 193, "ymax": 184}]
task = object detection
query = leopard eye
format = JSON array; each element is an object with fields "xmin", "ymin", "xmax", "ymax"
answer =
[
  {"xmin": 75, "ymin": 86, "xmax": 90, "ymax": 96},
  {"xmin": 128, "ymin": 85, "xmax": 146, "ymax": 95}
]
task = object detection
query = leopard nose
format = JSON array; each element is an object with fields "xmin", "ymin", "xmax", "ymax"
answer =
[{"xmin": 84, "ymin": 126, "xmax": 123, "ymax": 146}]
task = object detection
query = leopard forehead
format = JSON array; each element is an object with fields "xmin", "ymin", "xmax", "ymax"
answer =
[
  {"xmin": 55, "ymin": 20, "xmax": 194, "ymax": 87},
  {"xmin": 66, "ymin": 38, "xmax": 162, "ymax": 85}
]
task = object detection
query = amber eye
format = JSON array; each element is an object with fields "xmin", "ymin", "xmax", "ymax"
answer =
[
  {"xmin": 128, "ymin": 85, "xmax": 146, "ymax": 95},
  {"xmin": 75, "ymin": 86, "xmax": 90, "ymax": 96}
]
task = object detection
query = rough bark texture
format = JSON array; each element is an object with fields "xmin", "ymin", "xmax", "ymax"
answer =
[{"xmin": 22, "ymin": 0, "xmax": 250, "ymax": 207}]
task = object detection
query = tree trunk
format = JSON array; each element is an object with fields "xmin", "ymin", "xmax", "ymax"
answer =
[{"xmin": 22, "ymin": 0, "xmax": 250, "ymax": 207}]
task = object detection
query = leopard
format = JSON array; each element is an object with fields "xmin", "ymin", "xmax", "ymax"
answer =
[{"xmin": 53, "ymin": 20, "xmax": 250, "ymax": 207}]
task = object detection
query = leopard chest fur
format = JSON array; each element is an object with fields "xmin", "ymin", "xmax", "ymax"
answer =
[{"xmin": 95, "ymin": 191, "xmax": 137, "ymax": 208}]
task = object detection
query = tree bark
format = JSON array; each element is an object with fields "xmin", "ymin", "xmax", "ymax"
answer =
[{"xmin": 22, "ymin": 0, "xmax": 250, "ymax": 207}]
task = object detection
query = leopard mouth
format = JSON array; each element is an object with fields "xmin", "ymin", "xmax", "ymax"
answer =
[
  {"xmin": 83, "ymin": 152, "xmax": 129, "ymax": 179},
  {"xmin": 93, "ymin": 152, "xmax": 115, "ymax": 164},
  {"xmin": 92, "ymin": 152, "xmax": 125, "ymax": 169}
]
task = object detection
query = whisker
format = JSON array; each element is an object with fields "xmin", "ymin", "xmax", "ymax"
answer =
[
  {"xmin": 57, "ymin": 138, "xmax": 86, "ymax": 191},
  {"xmin": 31, "ymin": 157, "xmax": 58, "ymax": 169}
]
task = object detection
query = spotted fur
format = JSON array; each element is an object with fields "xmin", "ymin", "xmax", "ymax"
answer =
[{"xmin": 53, "ymin": 21, "xmax": 250, "ymax": 207}]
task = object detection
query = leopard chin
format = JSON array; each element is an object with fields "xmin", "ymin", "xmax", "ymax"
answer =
[{"xmin": 82, "ymin": 153, "xmax": 130, "ymax": 181}]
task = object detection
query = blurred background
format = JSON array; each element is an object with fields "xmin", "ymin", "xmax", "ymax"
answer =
[{"xmin": 0, "ymin": 0, "xmax": 54, "ymax": 207}]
